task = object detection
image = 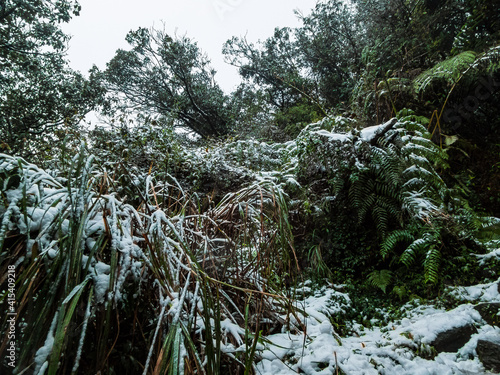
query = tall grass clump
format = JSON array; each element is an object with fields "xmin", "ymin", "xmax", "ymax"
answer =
[{"xmin": 0, "ymin": 146, "xmax": 298, "ymax": 374}]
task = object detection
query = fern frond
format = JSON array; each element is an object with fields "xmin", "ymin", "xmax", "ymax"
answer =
[
  {"xmin": 406, "ymin": 136, "xmax": 436, "ymax": 149},
  {"xmin": 401, "ymin": 232, "xmax": 439, "ymax": 267},
  {"xmin": 373, "ymin": 180, "xmax": 401, "ymax": 201},
  {"xmin": 397, "ymin": 109, "xmax": 431, "ymax": 127},
  {"xmin": 424, "ymin": 246, "xmax": 441, "ymax": 284},
  {"xmin": 372, "ymin": 204, "xmax": 389, "ymax": 238},
  {"xmin": 407, "ymin": 153, "xmax": 432, "ymax": 166},
  {"xmin": 400, "ymin": 238, "xmax": 422, "ymax": 267},
  {"xmin": 401, "ymin": 190, "xmax": 439, "ymax": 219},
  {"xmin": 381, "ymin": 229, "xmax": 414, "ymax": 259},
  {"xmin": 356, "ymin": 192, "xmax": 376, "ymax": 224},
  {"xmin": 349, "ymin": 173, "xmax": 374, "ymax": 208},
  {"xmin": 329, "ymin": 176, "xmax": 346, "ymax": 195},
  {"xmin": 396, "ymin": 120, "xmax": 428, "ymax": 135},
  {"xmin": 370, "ymin": 147, "xmax": 389, "ymax": 161},
  {"xmin": 375, "ymin": 150, "xmax": 403, "ymax": 184},
  {"xmin": 473, "ymin": 216, "xmax": 500, "ymax": 242},
  {"xmin": 414, "ymin": 51, "xmax": 478, "ymax": 94},
  {"xmin": 375, "ymin": 195, "xmax": 402, "ymax": 220},
  {"xmin": 401, "ymin": 165, "xmax": 444, "ymax": 189},
  {"xmin": 401, "ymin": 142, "xmax": 441, "ymax": 159},
  {"xmin": 401, "ymin": 177, "xmax": 426, "ymax": 191},
  {"xmin": 367, "ymin": 269, "xmax": 393, "ymax": 293},
  {"xmin": 454, "ymin": 208, "xmax": 482, "ymax": 232},
  {"xmin": 472, "ymin": 45, "xmax": 500, "ymax": 73}
]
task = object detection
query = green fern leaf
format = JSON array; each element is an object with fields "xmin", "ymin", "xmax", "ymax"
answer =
[
  {"xmin": 424, "ymin": 246, "xmax": 441, "ymax": 284},
  {"xmin": 372, "ymin": 204, "xmax": 389, "ymax": 238},
  {"xmin": 400, "ymin": 232, "xmax": 438, "ymax": 268},
  {"xmin": 472, "ymin": 45, "xmax": 500, "ymax": 73},
  {"xmin": 367, "ymin": 269, "xmax": 393, "ymax": 293},
  {"xmin": 414, "ymin": 51, "xmax": 477, "ymax": 94},
  {"xmin": 381, "ymin": 229, "xmax": 414, "ymax": 258}
]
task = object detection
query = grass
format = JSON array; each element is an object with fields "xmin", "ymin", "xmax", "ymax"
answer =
[{"xmin": 0, "ymin": 148, "xmax": 299, "ymax": 374}]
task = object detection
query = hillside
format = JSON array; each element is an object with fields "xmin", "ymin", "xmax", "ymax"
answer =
[{"xmin": 1, "ymin": 0, "xmax": 500, "ymax": 374}]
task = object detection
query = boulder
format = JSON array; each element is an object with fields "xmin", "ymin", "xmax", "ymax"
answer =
[
  {"xmin": 477, "ymin": 339, "xmax": 500, "ymax": 373},
  {"xmin": 431, "ymin": 324, "xmax": 476, "ymax": 353}
]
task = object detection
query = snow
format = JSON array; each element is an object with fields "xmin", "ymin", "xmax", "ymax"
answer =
[
  {"xmin": 479, "ymin": 329, "xmax": 500, "ymax": 346},
  {"xmin": 221, "ymin": 318, "xmax": 245, "ymax": 346},
  {"xmin": 33, "ymin": 312, "xmax": 59, "ymax": 375},
  {"xmin": 476, "ymin": 245, "xmax": 500, "ymax": 264},
  {"xmin": 459, "ymin": 325, "xmax": 500, "ymax": 359},
  {"xmin": 93, "ymin": 272, "xmax": 111, "ymax": 303},
  {"xmin": 360, "ymin": 124, "xmax": 386, "ymax": 142},
  {"xmin": 313, "ymin": 129, "xmax": 351, "ymax": 142},
  {"xmin": 403, "ymin": 190, "xmax": 439, "ymax": 218},
  {"xmin": 388, "ymin": 304, "xmax": 481, "ymax": 346},
  {"xmin": 28, "ymin": 207, "xmax": 59, "ymax": 231},
  {"xmin": 255, "ymin": 284, "xmax": 498, "ymax": 375},
  {"xmin": 446, "ymin": 278, "xmax": 500, "ymax": 303}
]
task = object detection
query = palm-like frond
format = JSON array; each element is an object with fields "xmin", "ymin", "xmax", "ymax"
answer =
[{"xmin": 414, "ymin": 51, "xmax": 478, "ymax": 94}]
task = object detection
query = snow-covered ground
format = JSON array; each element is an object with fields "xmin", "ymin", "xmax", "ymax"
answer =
[{"xmin": 256, "ymin": 279, "xmax": 500, "ymax": 375}]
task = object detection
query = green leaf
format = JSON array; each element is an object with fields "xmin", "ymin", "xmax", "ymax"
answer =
[{"xmin": 367, "ymin": 269, "xmax": 393, "ymax": 293}]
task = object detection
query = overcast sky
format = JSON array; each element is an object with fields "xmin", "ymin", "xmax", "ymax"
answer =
[{"xmin": 62, "ymin": 0, "xmax": 319, "ymax": 93}]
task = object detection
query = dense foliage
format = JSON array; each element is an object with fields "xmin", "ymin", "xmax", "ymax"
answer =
[
  {"xmin": 105, "ymin": 28, "xmax": 232, "ymax": 138},
  {"xmin": 0, "ymin": 0, "xmax": 106, "ymax": 158},
  {"xmin": 1, "ymin": 0, "xmax": 500, "ymax": 374}
]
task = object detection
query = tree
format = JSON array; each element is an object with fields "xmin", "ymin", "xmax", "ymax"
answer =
[
  {"xmin": 223, "ymin": 1, "xmax": 364, "ymax": 114},
  {"xmin": 105, "ymin": 27, "xmax": 231, "ymax": 138},
  {"xmin": 223, "ymin": 27, "xmax": 315, "ymax": 111},
  {"xmin": 450, "ymin": 0, "xmax": 500, "ymax": 53},
  {"xmin": 0, "ymin": 0, "xmax": 80, "ymax": 59},
  {"xmin": 223, "ymin": 28, "xmax": 326, "ymax": 136},
  {"xmin": 294, "ymin": 0, "xmax": 364, "ymax": 107},
  {"xmin": 0, "ymin": 0, "xmax": 106, "ymax": 157},
  {"xmin": 352, "ymin": 0, "xmax": 500, "ymax": 75}
]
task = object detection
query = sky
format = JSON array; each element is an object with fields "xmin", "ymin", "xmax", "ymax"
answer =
[{"xmin": 62, "ymin": 0, "xmax": 319, "ymax": 93}]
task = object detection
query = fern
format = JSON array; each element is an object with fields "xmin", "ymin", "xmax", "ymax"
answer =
[
  {"xmin": 367, "ymin": 269, "xmax": 393, "ymax": 293},
  {"xmin": 356, "ymin": 191, "xmax": 376, "ymax": 224},
  {"xmin": 412, "ymin": 44, "xmax": 500, "ymax": 121},
  {"xmin": 372, "ymin": 204, "xmax": 389, "ymax": 238},
  {"xmin": 400, "ymin": 238, "xmax": 422, "ymax": 267},
  {"xmin": 307, "ymin": 109, "xmax": 479, "ymax": 288},
  {"xmin": 400, "ymin": 232, "xmax": 439, "ymax": 269},
  {"xmin": 397, "ymin": 109, "xmax": 430, "ymax": 127},
  {"xmin": 380, "ymin": 229, "xmax": 414, "ymax": 259},
  {"xmin": 401, "ymin": 190, "xmax": 439, "ymax": 219},
  {"xmin": 414, "ymin": 51, "xmax": 478, "ymax": 94},
  {"xmin": 472, "ymin": 45, "xmax": 500, "ymax": 73},
  {"xmin": 424, "ymin": 246, "xmax": 441, "ymax": 284},
  {"xmin": 455, "ymin": 209, "xmax": 500, "ymax": 241}
]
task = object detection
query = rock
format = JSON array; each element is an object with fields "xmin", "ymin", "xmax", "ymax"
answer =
[
  {"xmin": 474, "ymin": 303, "xmax": 500, "ymax": 326},
  {"xmin": 477, "ymin": 339, "xmax": 500, "ymax": 373},
  {"xmin": 431, "ymin": 324, "xmax": 476, "ymax": 353}
]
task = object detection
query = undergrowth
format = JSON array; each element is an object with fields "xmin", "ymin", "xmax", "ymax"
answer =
[
  {"xmin": 1, "ymin": 111, "xmax": 497, "ymax": 373},
  {"xmin": 0, "ymin": 148, "xmax": 299, "ymax": 374}
]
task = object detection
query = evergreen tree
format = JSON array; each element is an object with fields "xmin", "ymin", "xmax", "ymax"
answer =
[
  {"xmin": 105, "ymin": 27, "xmax": 231, "ymax": 138},
  {"xmin": 0, "ymin": 0, "xmax": 106, "ymax": 157}
]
